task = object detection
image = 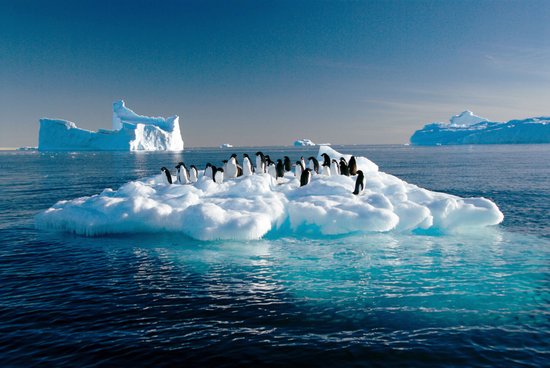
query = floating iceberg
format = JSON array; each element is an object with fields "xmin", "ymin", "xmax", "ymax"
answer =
[
  {"xmin": 220, "ymin": 143, "xmax": 234, "ymax": 149},
  {"xmin": 410, "ymin": 111, "xmax": 550, "ymax": 145},
  {"xmin": 294, "ymin": 138, "xmax": 316, "ymax": 147},
  {"xmin": 38, "ymin": 100, "xmax": 184, "ymax": 151},
  {"xmin": 36, "ymin": 146, "xmax": 503, "ymax": 241}
]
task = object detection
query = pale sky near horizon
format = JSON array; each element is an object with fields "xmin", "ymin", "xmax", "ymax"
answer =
[{"xmin": 1, "ymin": 0, "xmax": 550, "ymax": 148}]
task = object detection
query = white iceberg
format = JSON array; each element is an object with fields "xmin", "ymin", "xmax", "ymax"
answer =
[
  {"xmin": 411, "ymin": 111, "xmax": 550, "ymax": 145},
  {"xmin": 36, "ymin": 146, "xmax": 503, "ymax": 241},
  {"xmin": 38, "ymin": 100, "xmax": 184, "ymax": 151},
  {"xmin": 220, "ymin": 143, "xmax": 233, "ymax": 149},
  {"xmin": 293, "ymin": 138, "xmax": 316, "ymax": 147}
]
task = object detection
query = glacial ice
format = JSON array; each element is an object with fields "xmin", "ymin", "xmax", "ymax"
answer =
[
  {"xmin": 38, "ymin": 100, "xmax": 184, "ymax": 151},
  {"xmin": 294, "ymin": 138, "xmax": 316, "ymax": 146},
  {"xmin": 411, "ymin": 111, "xmax": 550, "ymax": 145},
  {"xmin": 36, "ymin": 146, "xmax": 503, "ymax": 241}
]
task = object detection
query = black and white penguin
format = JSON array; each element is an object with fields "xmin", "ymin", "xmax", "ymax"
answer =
[
  {"xmin": 243, "ymin": 154, "xmax": 254, "ymax": 176},
  {"xmin": 331, "ymin": 159, "xmax": 340, "ymax": 176},
  {"xmin": 353, "ymin": 170, "xmax": 365, "ymax": 195},
  {"xmin": 321, "ymin": 153, "xmax": 331, "ymax": 167},
  {"xmin": 276, "ymin": 159, "xmax": 285, "ymax": 180},
  {"xmin": 189, "ymin": 165, "xmax": 198, "ymax": 183},
  {"xmin": 300, "ymin": 168, "xmax": 312, "ymax": 187},
  {"xmin": 175, "ymin": 162, "xmax": 190, "ymax": 184},
  {"xmin": 255, "ymin": 152, "xmax": 266, "ymax": 174},
  {"xmin": 321, "ymin": 163, "xmax": 331, "ymax": 176},
  {"xmin": 267, "ymin": 161, "xmax": 277, "ymax": 178},
  {"xmin": 214, "ymin": 167, "xmax": 224, "ymax": 184},
  {"xmin": 295, "ymin": 160, "xmax": 304, "ymax": 178},
  {"xmin": 283, "ymin": 156, "xmax": 292, "ymax": 172},
  {"xmin": 339, "ymin": 158, "xmax": 350, "ymax": 176},
  {"xmin": 160, "ymin": 167, "xmax": 173, "ymax": 184},
  {"xmin": 225, "ymin": 155, "xmax": 238, "ymax": 179},
  {"xmin": 204, "ymin": 163, "xmax": 214, "ymax": 179},
  {"xmin": 349, "ymin": 156, "xmax": 358, "ymax": 176},
  {"xmin": 307, "ymin": 156, "xmax": 319, "ymax": 174},
  {"xmin": 300, "ymin": 156, "xmax": 306, "ymax": 171}
]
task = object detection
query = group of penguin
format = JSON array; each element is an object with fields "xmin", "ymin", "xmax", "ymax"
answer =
[{"xmin": 160, "ymin": 151, "xmax": 365, "ymax": 195}]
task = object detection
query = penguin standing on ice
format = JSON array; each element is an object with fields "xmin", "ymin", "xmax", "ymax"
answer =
[
  {"xmin": 339, "ymin": 158, "xmax": 350, "ymax": 176},
  {"xmin": 255, "ymin": 152, "xmax": 266, "ymax": 174},
  {"xmin": 243, "ymin": 154, "xmax": 254, "ymax": 176},
  {"xmin": 161, "ymin": 167, "xmax": 173, "ymax": 184},
  {"xmin": 353, "ymin": 170, "xmax": 365, "ymax": 195},
  {"xmin": 276, "ymin": 159, "xmax": 285, "ymax": 180},
  {"xmin": 300, "ymin": 168, "xmax": 312, "ymax": 187},
  {"xmin": 307, "ymin": 156, "xmax": 319, "ymax": 174},
  {"xmin": 189, "ymin": 165, "xmax": 198, "ymax": 183},
  {"xmin": 295, "ymin": 160, "xmax": 304, "ymax": 178},
  {"xmin": 225, "ymin": 155, "xmax": 238, "ymax": 179},
  {"xmin": 331, "ymin": 159, "xmax": 340, "ymax": 176},
  {"xmin": 175, "ymin": 162, "xmax": 190, "ymax": 184},
  {"xmin": 267, "ymin": 158, "xmax": 277, "ymax": 179},
  {"xmin": 300, "ymin": 156, "xmax": 306, "ymax": 171},
  {"xmin": 349, "ymin": 156, "xmax": 358, "ymax": 176},
  {"xmin": 283, "ymin": 156, "xmax": 292, "ymax": 172},
  {"xmin": 214, "ymin": 167, "xmax": 224, "ymax": 183},
  {"xmin": 204, "ymin": 163, "xmax": 214, "ymax": 179}
]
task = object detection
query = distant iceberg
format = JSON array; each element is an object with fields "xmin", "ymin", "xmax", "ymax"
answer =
[
  {"xmin": 294, "ymin": 138, "xmax": 316, "ymax": 147},
  {"xmin": 38, "ymin": 100, "xmax": 184, "ymax": 151},
  {"xmin": 410, "ymin": 111, "xmax": 550, "ymax": 145},
  {"xmin": 219, "ymin": 143, "xmax": 233, "ymax": 149},
  {"xmin": 36, "ymin": 145, "xmax": 503, "ymax": 241}
]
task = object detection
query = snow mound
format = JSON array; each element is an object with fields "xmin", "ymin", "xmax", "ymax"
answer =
[
  {"xmin": 36, "ymin": 147, "xmax": 503, "ymax": 241},
  {"xmin": 411, "ymin": 111, "xmax": 550, "ymax": 145},
  {"xmin": 38, "ymin": 100, "xmax": 184, "ymax": 151}
]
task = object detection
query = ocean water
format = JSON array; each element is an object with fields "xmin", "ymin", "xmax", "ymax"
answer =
[{"xmin": 0, "ymin": 144, "xmax": 548, "ymax": 367}]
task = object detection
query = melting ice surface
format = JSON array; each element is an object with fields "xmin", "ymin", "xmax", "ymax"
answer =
[{"xmin": 36, "ymin": 146, "xmax": 503, "ymax": 240}]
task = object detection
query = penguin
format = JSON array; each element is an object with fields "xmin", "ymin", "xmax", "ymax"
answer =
[
  {"xmin": 307, "ymin": 156, "xmax": 319, "ymax": 174},
  {"xmin": 160, "ymin": 167, "xmax": 172, "ymax": 184},
  {"xmin": 321, "ymin": 163, "xmax": 331, "ymax": 176},
  {"xmin": 349, "ymin": 156, "xmax": 358, "ymax": 176},
  {"xmin": 276, "ymin": 159, "xmax": 285, "ymax": 180},
  {"xmin": 300, "ymin": 168, "xmax": 312, "ymax": 187},
  {"xmin": 283, "ymin": 156, "xmax": 292, "ymax": 172},
  {"xmin": 255, "ymin": 151, "xmax": 266, "ymax": 173},
  {"xmin": 300, "ymin": 156, "xmax": 306, "ymax": 171},
  {"xmin": 295, "ymin": 160, "xmax": 304, "ymax": 178},
  {"xmin": 214, "ymin": 167, "xmax": 224, "ymax": 184},
  {"xmin": 225, "ymin": 155, "xmax": 238, "ymax": 179},
  {"xmin": 189, "ymin": 165, "xmax": 198, "ymax": 183},
  {"xmin": 175, "ymin": 162, "xmax": 190, "ymax": 184},
  {"xmin": 243, "ymin": 154, "xmax": 254, "ymax": 176},
  {"xmin": 267, "ymin": 159, "xmax": 277, "ymax": 178},
  {"xmin": 353, "ymin": 170, "xmax": 365, "ymax": 195},
  {"xmin": 204, "ymin": 163, "xmax": 214, "ymax": 179},
  {"xmin": 321, "ymin": 153, "xmax": 331, "ymax": 167},
  {"xmin": 339, "ymin": 158, "xmax": 350, "ymax": 176},
  {"xmin": 331, "ymin": 159, "xmax": 340, "ymax": 176}
]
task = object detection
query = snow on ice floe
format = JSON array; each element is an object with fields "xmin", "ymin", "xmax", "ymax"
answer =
[
  {"xmin": 36, "ymin": 146, "xmax": 503, "ymax": 241},
  {"xmin": 411, "ymin": 111, "xmax": 550, "ymax": 145},
  {"xmin": 38, "ymin": 100, "xmax": 184, "ymax": 151}
]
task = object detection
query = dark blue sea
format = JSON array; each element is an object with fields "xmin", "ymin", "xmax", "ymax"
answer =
[{"xmin": 0, "ymin": 144, "xmax": 548, "ymax": 367}]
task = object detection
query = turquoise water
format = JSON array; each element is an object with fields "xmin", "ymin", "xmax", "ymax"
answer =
[{"xmin": 0, "ymin": 145, "xmax": 548, "ymax": 366}]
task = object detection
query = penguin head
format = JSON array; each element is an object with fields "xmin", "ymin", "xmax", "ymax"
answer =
[
  {"xmin": 321, "ymin": 153, "xmax": 331, "ymax": 166},
  {"xmin": 340, "ymin": 157, "xmax": 347, "ymax": 164},
  {"xmin": 161, "ymin": 166, "xmax": 168, "ymax": 173}
]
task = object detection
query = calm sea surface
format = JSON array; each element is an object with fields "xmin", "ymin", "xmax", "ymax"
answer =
[{"xmin": 0, "ymin": 144, "xmax": 548, "ymax": 367}]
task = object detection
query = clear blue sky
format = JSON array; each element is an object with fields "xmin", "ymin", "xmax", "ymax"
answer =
[{"xmin": 1, "ymin": 0, "xmax": 550, "ymax": 147}]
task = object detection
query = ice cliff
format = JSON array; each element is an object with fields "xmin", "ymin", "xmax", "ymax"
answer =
[
  {"xmin": 38, "ymin": 100, "xmax": 184, "ymax": 151},
  {"xmin": 410, "ymin": 111, "xmax": 550, "ymax": 145}
]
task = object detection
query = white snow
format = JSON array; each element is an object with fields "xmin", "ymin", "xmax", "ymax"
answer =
[
  {"xmin": 36, "ymin": 146, "xmax": 503, "ymax": 241},
  {"xmin": 294, "ymin": 138, "xmax": 316, "ymax": 146},
  {"xmin": 38, "ymin": 100, "xmax": 184, "ymax": 151},
  {"xmin": 449, "ymin": 111, "xmax": 488, "ymax": 127},
  {"xmin": 411, "ymin": 111, "xmax": 550, "ymax": 145}
]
